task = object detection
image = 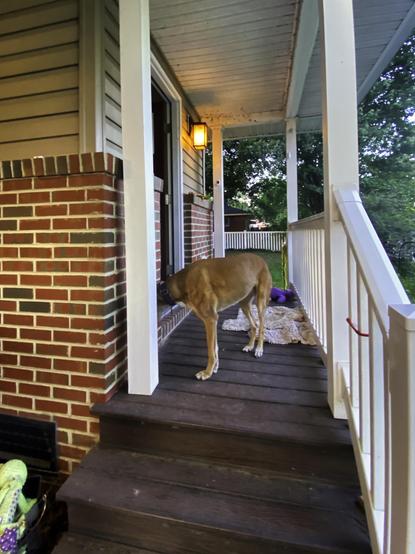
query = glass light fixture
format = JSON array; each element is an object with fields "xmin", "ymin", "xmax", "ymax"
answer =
[{"xmin": 192, "ymin": 122, "xmax": 208, "ymax": 150}]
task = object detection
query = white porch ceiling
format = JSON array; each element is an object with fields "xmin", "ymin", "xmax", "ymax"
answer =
[{"xmin": 150, "ymin": 0, "xmax": 415, "ymax": 139}]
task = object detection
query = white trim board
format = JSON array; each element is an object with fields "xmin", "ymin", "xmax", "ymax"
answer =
[{"xmin": 151, "ymin": 52, "xmax": 185, "ymax": 272}]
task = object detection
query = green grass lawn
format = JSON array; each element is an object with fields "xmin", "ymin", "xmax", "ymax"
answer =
[{"xmin": 226, "ymin": 249, "xmax": 284, "ymax": 288}]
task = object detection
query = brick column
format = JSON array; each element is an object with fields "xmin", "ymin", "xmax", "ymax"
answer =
[
  {"xmin": 0, "ymin": 153, "xmax": 126, "ymax": 473},
  {"xmin": 183, "ymin": 193, "xmax": 213, "ymax": 264}
]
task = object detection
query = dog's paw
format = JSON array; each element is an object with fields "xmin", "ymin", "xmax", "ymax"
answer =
[
  {"xmin": 255, "ymin": 347, "xmax": 263, "ymax": 358},
  {"xmin": 242, "ymin": 344, "xmax": 254, "ymax": 353},
  {"xmin": 195, "ymin": 369, "xmax": 212, "ymax": 380}
]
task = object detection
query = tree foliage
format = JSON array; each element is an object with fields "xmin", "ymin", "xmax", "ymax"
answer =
[{"xmin": 205, "ymin": 34, "xmax": 415, "ymax": 275}]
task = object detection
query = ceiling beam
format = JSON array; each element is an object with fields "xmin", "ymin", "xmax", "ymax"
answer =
[
  {"xmin": 285, "ymin": 0, "xmax": 319, "ymax": 119},
  {"xmin": 203, "ymin": 109, "xmax": 284, "ymax": 129},
  {"xmin": 357, "ymin": 3, "xmax": 415, "ymax": 104}
]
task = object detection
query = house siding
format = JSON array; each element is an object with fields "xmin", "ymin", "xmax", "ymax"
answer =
[
  {"xmin": 103, "ymin": 0, "xmax": 122, "ymax": 157},
  {"xmin": 0, "ymin": 0, "xmax": 80, "ymax": 159}
]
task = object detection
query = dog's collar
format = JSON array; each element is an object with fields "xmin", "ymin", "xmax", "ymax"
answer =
[{"xmin": 159, "ymin": 281, "xmax": 177, "ymax": 306}]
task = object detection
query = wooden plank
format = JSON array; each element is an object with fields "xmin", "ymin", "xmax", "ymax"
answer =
[
  {"xmin": 0, "ymin": 20, "xmax": 78, "ymax": 56},
  {"xmin": 97, "ymin": 389, "xmax": 349, "ymax": 437},
  {"xmin": 160, "ymin": 364, "xmax": 328, "ymax": 393},
  {"xmin": 99, "ymin": 415, "xmax": 358, "ymax": 484},
  {"xmin": 104, "ymin": 119, "xmax": 122, "ymax": 148},
  {"xmin": 158, "ymin": 375, "xmax": 328, "ymax": 408},
  {"xmin": 0, "ymin": 90, "xmax": 78, "ymax": 122},
  {"xmin": 81, "ymin": 446, "xmax": 362, "ymax": 515},
  {"xmin": 0, "ymin": 135, "xmax": 78, "ymax": 159},
  {"xmin": 54, "ymin": 533, "xmax": 157, "ymax": 554},
  {"xmin": 150, "ymin": 0, "xmax": 295, "ymax": 21},
  {"xmin": 0, "ymin": 42, "xmax": 78, "ymax": 79},
  {"xmin": 0, "ymin": 112, "xmax": 78, "ymax": 143},
  {"xmin": 0, "ymin": 66, "xmax": 78, "ymax": 100},
  {"xmin": 0, "ymin": 0, "xmax": 51, "ymax": 15},
  {"xmin": 151, "ymin": 3, "xmax": 295, "ymax": 34},
  {"xmin": 105, "ymin": 97, "xmax": 122, "ymax": 127},
  {"xmin": 60, "ymin": 466, "xmax": 370, "ymax": 554},
  {"xmin": 105, "ymin": 75, "xmax": 121, "ymax": 105},
  {"xmin": 105, "ymin": 138, "xmax": 122, "ymax": 158},
  {"xmin": 0, "ymin": 0, "xmax": 78, "ymax": 36}
]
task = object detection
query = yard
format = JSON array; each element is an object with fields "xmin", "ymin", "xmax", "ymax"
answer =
[{"xmin": 226, "ymin": 250, "xmax": 284, "ymax": 288}]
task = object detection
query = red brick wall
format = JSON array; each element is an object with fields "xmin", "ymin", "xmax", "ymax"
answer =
[
  {"xmin": 0, "ymin": 153, "xmax": 126, "ymax": 473},
  {"xmin": 184, "ymin": 193, "xmax": 213, "ymax": 264}
]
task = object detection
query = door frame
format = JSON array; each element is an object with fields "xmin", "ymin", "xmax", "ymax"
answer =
[{"xmin": 151, "ymin": 53, "xmax": 184, "ymax": 273}]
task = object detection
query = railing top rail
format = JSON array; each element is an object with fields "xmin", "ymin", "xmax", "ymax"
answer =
[
  {"xmin": 288, "ymin": 212, "xmax": 325, "ymax": 230},
  {"xmin": 335, "ymin": 189, "xmax": 409, "ymax": 331}
]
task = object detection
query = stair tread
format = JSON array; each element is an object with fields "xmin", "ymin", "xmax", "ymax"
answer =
[
  {"xmin": 58, "ymin": 447, "xmax": 370, "ymax": 553},
  {"xmin": 53, "ymin": 532, "xmax": 158, "ymax": 553},
  {"xmin": 94, "ymin": 390, "xmax": 351, "ymax": 448},
  {"xmin": 62, "ymin": 447, "xmax": 362, "ymax": 511}
]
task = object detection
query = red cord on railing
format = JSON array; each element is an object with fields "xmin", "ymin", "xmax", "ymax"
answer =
[{"xmin": 346, "ymin": 317, "xmax": 369, "ymax": 337}]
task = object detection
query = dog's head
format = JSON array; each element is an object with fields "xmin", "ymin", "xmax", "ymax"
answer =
[{"xmin": 157, "ymin": 280, "xmax": 177, "ymax": 306}]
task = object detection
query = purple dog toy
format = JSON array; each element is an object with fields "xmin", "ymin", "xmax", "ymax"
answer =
[{"xmin": 270, "ymin": 287, "xmax": 295, "ymax": 303}]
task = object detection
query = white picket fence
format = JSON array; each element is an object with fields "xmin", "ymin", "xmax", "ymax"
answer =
[
  {"xmin": 290, "ymin": 191, "xmax": 414, "ymax": 554},
  {"xmin": 225, "ymin": 230, "xmax": 286, "ymax": 252}
]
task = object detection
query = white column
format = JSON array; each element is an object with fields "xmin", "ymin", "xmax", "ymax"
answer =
[
  {"xmin": 119, "ymin": 0, "xmax": 158, "ymax": 394},
  {"xmin": 212, "ymin": 126, "xmax": 225, "ymax": 258},
  {"xmin": 286, "ymin": 118, "xmax": 298, "ymax": 284},
  {"xmin": 389, "ymin": 305, "xmax": 415, "ymax": 554},
  {"xmin": 320, "ymin": 0, "xmax": 359, "ymax": 418}
]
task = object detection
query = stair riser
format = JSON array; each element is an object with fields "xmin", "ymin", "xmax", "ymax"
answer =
[
  {"xmin": 100, "ymin": 416, "xmax": 358, "ymax": 484},
  {"xmin": 68, "ymin": 503, "xmax": 329, "ymax": 554}
]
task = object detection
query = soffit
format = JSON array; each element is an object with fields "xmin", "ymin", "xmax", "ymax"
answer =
[
  {"xmin": 150, "ymin": 0, "xmax": 415, "ymax": 138},
  {"xmin": 150, "ymin": 0, "xmax": 299, "ymax": 128}
]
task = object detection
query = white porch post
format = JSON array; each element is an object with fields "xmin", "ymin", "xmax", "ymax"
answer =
[
  {"xmin": 389, "ymin": 305, "xmax": 415, "ymax": 554},
  {"xmin": 286, "ymin": 118, "xmax": 298, "ymax": 284},
  {"xmin": 119, "ymin": 0, "xmax": 158, "ymax": 394},
  {"xmin": 212, "ymin": 126, "xmax": 225, "ymax": 258},
  {"xmin": 320, "ymin": 0, "xmax": 359, "ymax": 418}
]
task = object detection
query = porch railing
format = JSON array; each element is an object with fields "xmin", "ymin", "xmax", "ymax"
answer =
[
  {"xmin": 290, "ymin": 191, "xmax": 414, "ymax": 554},
  {"xmin": 289, "ymin": 213, "xmax": 327, "ymax": 357},
  {"xmin": 225, "ymin": 230, "xmax": 286, "ymax": 252}
]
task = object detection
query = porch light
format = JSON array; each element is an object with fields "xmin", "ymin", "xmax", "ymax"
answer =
[{"xmin": 192, "ymin": 122, "xmax": 208, "ymax": 150}]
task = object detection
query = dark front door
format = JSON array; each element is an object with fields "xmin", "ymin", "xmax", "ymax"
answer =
[{"xmin": 152, "ymin": 83, "xmax": 173, "ymax": 281}]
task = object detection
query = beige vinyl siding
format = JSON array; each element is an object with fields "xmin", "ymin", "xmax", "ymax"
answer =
[
  {"xmin": 181, "ymin": 111, "xmax": 204, "ymax": 195},
  {"xmin": 0, "ymin": 0, "xmax": 79, "ymax": 159},
  {"xmin": 103, "ymin": 0, "xmax": 122, "ymax": 157}
]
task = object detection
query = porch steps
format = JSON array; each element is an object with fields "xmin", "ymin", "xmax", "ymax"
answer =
[
  {"xmin": 57, "ymin": 446, "xmax": 369, "ymax": 554},
  {"xmin": 55, "ymin": 307, "xmax": 371, "ymax": 553}
]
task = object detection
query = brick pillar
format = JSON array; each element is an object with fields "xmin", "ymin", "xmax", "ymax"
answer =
[
  {"xmin": 184, "ymin": 193, "xmax": 213, "ymax": 264},
  {"xmin": 0, "ymin": 153, "xmax": 126, "ymax": 473}
]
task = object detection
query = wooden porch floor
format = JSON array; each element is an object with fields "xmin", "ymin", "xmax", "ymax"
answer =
[{"xmin": 56, "ymin": 306, "xmax": 371, "ymax": 554}]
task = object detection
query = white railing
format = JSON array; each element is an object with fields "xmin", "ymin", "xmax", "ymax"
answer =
[
  {"xmin": 334, "ymin": 190, "xmax": 411, "ymax": 554},
  {"xmin": 225, "ymin": 230, "xmax": 286, "ymax": 252},
  {"xmin": 289, "ymin": 213, "xmax": 327, "ymax": 356},
  {"xmin": 291, "ymin": 191, "xmax": 414, "ymax": 554}
]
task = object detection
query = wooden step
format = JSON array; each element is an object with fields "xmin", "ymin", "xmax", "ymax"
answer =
[
  {"xmin": 94, "ymin": 390, "xmax": 358, "ymax": 485},
  {"xmin": 57, "ymin": 447, "xmax": 370, "ymax": 554},
  {"xmin": 53, "ymin": 532, "xmax": 158, "ymax": 553}
]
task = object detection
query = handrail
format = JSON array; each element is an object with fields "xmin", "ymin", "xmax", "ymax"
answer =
[
  {"xmin": 288, "ymin": 212, "xmax": 324, "ymax": 230},
  {"xmin": 334, "ymin": 189, "xmax": 409, "ymax": 331}
]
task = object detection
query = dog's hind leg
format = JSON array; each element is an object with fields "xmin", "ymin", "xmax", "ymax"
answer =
[
  {"xmin": 255, "ymin": 270, "xmax": 271, "ymax": 358},
  {"xmin": 195, "ymin": 315, "xmax": 219, "ymax": 381},
  {"xmin": 240, "ymin": 296, "xmax": 257, "ymax": 353}
]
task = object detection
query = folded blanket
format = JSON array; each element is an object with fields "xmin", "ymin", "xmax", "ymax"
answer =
[{"xmin": 222, "ymin": 305, "xmax": 317, "ymax": 346}]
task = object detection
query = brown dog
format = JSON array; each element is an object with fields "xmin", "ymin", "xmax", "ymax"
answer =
[{"xmin": 161, "ymin": 253, "xmax": 272, "ymax": 380}]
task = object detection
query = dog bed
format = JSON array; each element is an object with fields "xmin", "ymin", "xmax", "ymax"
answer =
[{"xmin": 222, "ymin": 305, "xmax": 317, "ymax": 346}]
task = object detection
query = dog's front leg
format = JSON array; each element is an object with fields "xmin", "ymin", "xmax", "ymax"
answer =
[{"xmin": 196, "ymin": 316, "xmax": 218, "ymax": 381}]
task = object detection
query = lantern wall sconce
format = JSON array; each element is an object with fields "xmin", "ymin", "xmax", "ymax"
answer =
[{"xmin": 192, "ymin": 121, "xmax": 208, "ymax": 150}]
